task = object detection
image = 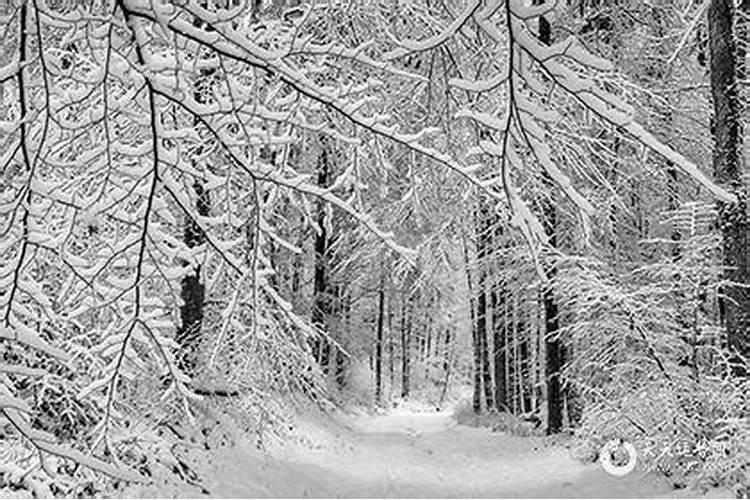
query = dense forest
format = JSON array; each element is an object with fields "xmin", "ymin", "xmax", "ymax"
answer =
[{"xmin": 0, "ymin": 0, "xmax": 747, "ymax": 497}]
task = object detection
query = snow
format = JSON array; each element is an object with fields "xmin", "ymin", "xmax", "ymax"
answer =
[
  {"xmin": 505, "ymin": 17, "xmax": 736, "ymax": 204},
  {"xmin": 127, "ymin": 408, "xmax": 733, "ymax": 498},
  {"xmin": 384, "ymin": 0, "xmax": 482, "ymax": 60},
  {"xmin": 0, "ymin": 61, "xmax": 19, "ymax": 83}
]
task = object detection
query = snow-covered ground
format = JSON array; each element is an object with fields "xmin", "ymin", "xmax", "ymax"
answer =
[{"xmin": 181, "ymin": 408, "xmax": 732, "ymax": 499}]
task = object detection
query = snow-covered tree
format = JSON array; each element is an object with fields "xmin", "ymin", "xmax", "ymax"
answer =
[{"xmin": 0, "ymin": 0, "xmax": 744, "ymax": 491}]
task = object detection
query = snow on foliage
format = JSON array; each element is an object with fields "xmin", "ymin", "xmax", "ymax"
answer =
[{"xmin": 0, "ymin": 0, "xmax": 736, "ymax": 487}]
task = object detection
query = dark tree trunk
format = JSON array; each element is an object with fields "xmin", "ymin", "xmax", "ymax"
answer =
[
  {"xmin": 439, "ymin": 329, "xmax": 452, "ymax": 406},
  {"xmin": 425, "ymin": 320, "xmax": 432, "ymax": 383},
  {"xmin": 533, "ymin": 1, "xmax": 566, "ymax": 433},
  {"xmin": 375, "ymin": 280, "xmax": 385, "ymax": 403},
  {"xmin": 479, "ymin": 295, "xmax": 494, "ymax": 411},
  {"xmin": 519, "ymin": 303, "xmax": 532, "ymax": 413},
  {"xmin": 176, "ymin": 0, "xmax": 255, "ymax": 377},
  {"xmin": 668, "ymin": 165, "xmax": 681, "ymax": 260},
  {"xmin": 506, "ymin": 292, "xmax": 517, "ymax": 414},
  {"xmin": 176, "ymin": 61, "xmax": 215, "ymax": 376},
  {"xmin": 709, "ymin": 0, "xmax": 750, "ymax": 368},
  {"xmin": 463, "ymin": 231, "xmax": 482, "ymax": 413},
  {"xmin": 544, "ymin": 274, "xmax": 564, "ymax": 432},
  {"xmin": 312, "ymin": 140, "xmax": 332, "ymax": 372},
  {"xmin": 543, "ymin": 205, "xmax": 564, "ymax": 433},
  {"xmin": 490, "ymin": 220, "xmax": 508, "ymax": 412},
  {"xmin": 334, "ymin": 289, "xmax": 349, "ymax": 388},
  {"xmin": 419, "ymin": 331, "xmax": 426, "ymax": 381},
  {"xmin": 474, "ymin": 204, "xmax": 495, "ymax": 411},
  {"xmin": 471, "ymin": 319, "xmax": 482, "ymax": 413},
  {"xmin": 388, "ymin": 291, "xmax": 395, "ymax": 396},
  {"xmin": 668, "ymin": 165, "xmax": 704, "ymax": 376},
  {"xmin": 176, "ymin": 181, "xmax": 210, "ymax": 376},
  {"xmin": 513, "ymin": 320, "xmax": 521, "ymax": 414},
  {"xmin": 532, "ymin": 297, "xmax": 543, "ymax": 411},
  {"xmin": 432, "ymin": 326, "xmax": 440, "ymax": 381},
  {"xmin": 291, "ymin": 213, "xmax": 305, "ymax": 306},
  {"xmin": 492, "ymin": 285, "xmax": 508, "ymax": 411},
  {"xmin": 401, "ymin": 293, "xmax": 411, "ymax": 399}
]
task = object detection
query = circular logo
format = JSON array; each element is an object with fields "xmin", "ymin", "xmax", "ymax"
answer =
[{"xmin": 599, "ymin": 439, "xmax": 638, "ymax": 477}]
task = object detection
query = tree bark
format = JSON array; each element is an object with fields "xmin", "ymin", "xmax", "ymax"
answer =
[
  {"xmin": 176, "ymin": 62, "xmax": 215, "ymax": 376},
  {"xmin": 506, "ymin": 291, "xmax": 517, "ymax": 414},
  {"xmin": 388, "ymin": 290, "xmax": 395, "ymax": 398},
  {"xmin": 474, "ymin": 203, "xmax": 495, "ymax": 411},
  {"xmin": 401, "ymin": 293, "xmax": 411, "ymax": 399},
  {"xmin": 375, "ymin": 277, "xmax": 385, "ymax": 403},
  {"xmin": 462, "ymin": 229, "xmax": 482, "ymax": 413},
  {"xmin": 334, "ymin": 291, "xmax": 349, "ymax": 388},
  {"xmin": 709, "ymin": 0, "xmax": 750, "ymax": 369},
  {"xmin": 492, "ymin": 285, "xmax": 508, "ymax": 412},
  {"xmin": 439, "ymin": 329, "xmax": 452, "ymax": 406},
  {"xmin": 534, "ymin": 1, "xmax": 566, "ymax": 433},
  {"xmin": 425, "ymin": 318, "xmax": 432, "ymax": 384},
  {"xmin": 543, "ymin": 208, "xmax": 564, "ymax": 433},
  {"xmin": 479, "ymin": 304, "xmax": 494, "ymax": 411},
  {"xmin": 176, "ymin": 181, "xmax": 210, "ymax": 376},
  {"xmin": 519, "ymin": 297, "xmax": 532, "ymax": 413},
  {"xmin": 476, "ymin": 263, "xmax": 493, "ymax": 410},
  {"xmin": 312, "ymin": 139, "xmax": 332, "ymax": 372}
]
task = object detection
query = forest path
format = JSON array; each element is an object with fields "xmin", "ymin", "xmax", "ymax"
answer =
[{"xmin": 206, "ymin": 409, "xmax": 730, "ymax": 498}]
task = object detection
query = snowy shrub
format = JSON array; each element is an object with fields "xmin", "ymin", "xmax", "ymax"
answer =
[
  {"xmin": 557, "ymin": 218, "xmax": 749, "ymax": 493},
  {"xmin": 646, "ymin": 376, "xmax": 749, "ymax": 493},
  {"xmin": 573, "ymin": 373, "xmax": 748, "ymax": 492}
]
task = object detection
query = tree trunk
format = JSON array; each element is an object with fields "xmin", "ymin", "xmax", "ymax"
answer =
[
  {"xmin": 513, "ymin": 302, "xmax": 522, "ymax": 414},
  {"xmin": 401, "ymin": 293, "xmax": 411, "ymax": 399},
  {"xmin": 475, "ymin": 251, "xmax": 493, "ymax": 411},
  {"xmin": 425, "ymin": 319, "xmax": 432, "ymax": 384},
  {"xmin": 533, "ymin": 2, "xmax": 566, "ymax": 433},
  {"xmin": 439, "ymin": 329, "xmax": 452, "ymax": 406},
  {"xmin": 291, "ymin": 217, "xmax": 304, "ymax": 297},
  {"xmin": 709, "ymin": 0, "xmax": 750, "ymax": 368},
  {"xmin": 388, "ymin": 291, "xmax": 395, "ymax": 398},
  {"xmin": 462, "ymin": 230, "xmax": 482, "ymax": 413},
  {"xmin": 312, "ymin": 139, "xmax": 332, "ymax": 372},
  {"xmin": 333, "ymin": 291, "xmax": 349, "ymax": 388},
  {"xmin": 492, "ymin": 285, "xmax": 508, "ymax": 412},
  {"xmin": 176, "ymin": 181, "xmax": 209, "ymax": 376},
  {"xmin": 176, "ymin": 62, "xmax": 215, "ymax": 376},
  {"xmin": 479, "ymin": 295, "xmax": 494, "ymax": 411},
  {"xmin": 472, "ymin": 318, "xmax": 482, "ymax": 413},
  {"xmin": 531, "ymin": 294, "xmax": 542, "ymax": 412},
  {"xmin": 544, "ymin": 272, "xmax": 564, "ymax": 432},
  {"xmin": 519, "ymin": 296, "xmax": 531, "ymax": 413},
  {"xmin": 375, "ymin": 279, "xmax": 385, "ymax": 404},
  {"xmin": 474, "ymin": 204, "xmax": 495, "ymax": 411},
  {"xmin": 543, "ymin": 205, "xmax": 564, "ymax": 432},
  {"xmin": 506, "ymin": 291, "xmax": 517, "ymax": 414},
  {"xmin": 668, "ymin": 165, "xmax": 681, "ymax": 260}
]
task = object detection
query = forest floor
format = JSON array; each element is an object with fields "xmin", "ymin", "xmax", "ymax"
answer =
[{"xmin": 141, "ymin": 406, "xmax": 734, "ymax": 499}]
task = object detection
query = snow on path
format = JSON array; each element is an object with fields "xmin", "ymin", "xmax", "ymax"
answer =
[{"xmin": 206, "ymin": 410, "xmax": 731, "ymax": 498}]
